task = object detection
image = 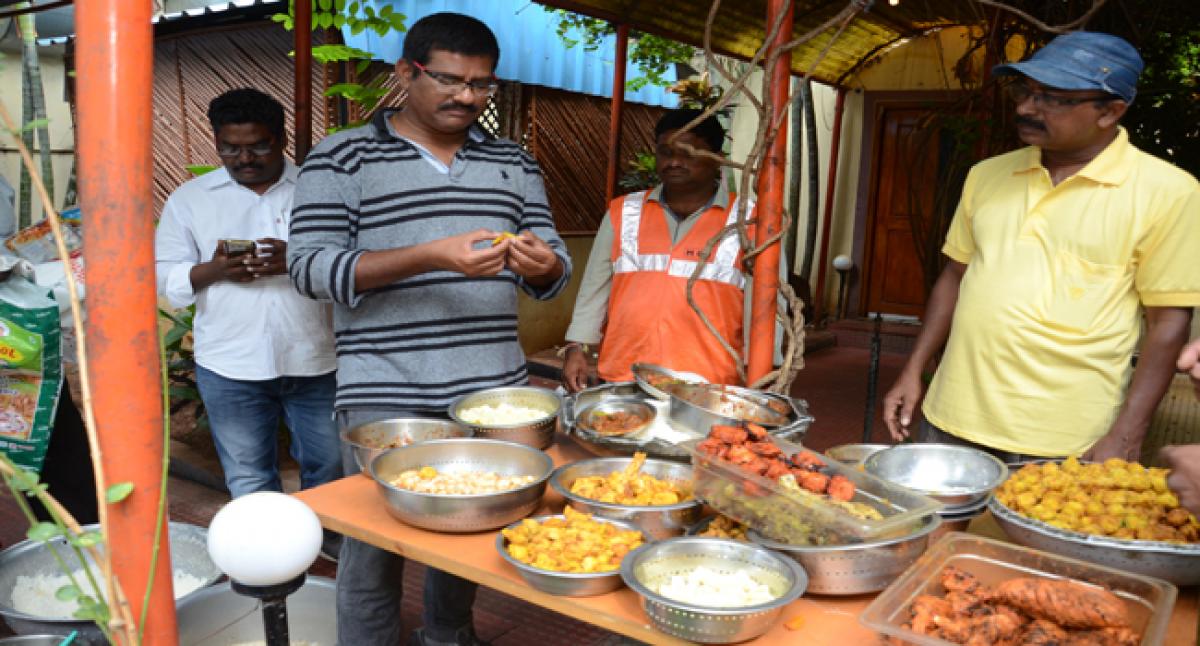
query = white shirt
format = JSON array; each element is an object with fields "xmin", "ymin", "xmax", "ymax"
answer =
[{"xmin": 154, "ymin": 162, "xmax": 336, "ymax": 381}]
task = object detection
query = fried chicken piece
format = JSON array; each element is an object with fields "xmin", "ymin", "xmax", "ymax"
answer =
[
  {"xmin": 764, "ymin": 459, "xmax": 792, "ymax": 480},
  {"xmin": 991, "ymin": 578, "xmax": 1129, "ymax": 629},
  {"xmin": 942, "ymin": 566, "xmax": 982, "ymax": 594},
  {"xmin": 795, "ymin": 469, "xmax": 830, "ymax": 494},
  {"xmin": 696, "ymin": 437, "xmax": 727, "ymax": 457},
  {"xmin": 827, "ymin": 474, "xmax": 855, "ymax": 501},
  {"xmin": 909, "ymin": 594, "xmax": 955, "ymax": 635},
  {"xmin": 709, "ymin": 425, "xmax": 748, "ymax": 445},
  {"xmin": 1018, "ymin": 618, "xmax": 1071, "ymax": 644},
  {"xmin": 745, "ymin": 422, "xmax": 769, "ymax": 441},
  {"xmin": 1065, "ymin": 626, "xmax": 1140, "ymax": 646},
  {"xmin": 746, "ymin": 441, "xmax": 784, "ymax": 458},
  {"xmin": 791, "ymin": 450, "xmax": 825, "ymax": 471},
  {"xmin": 726, "ymin": 445, "xmax": 757, "ymax": 465},
  {"xmin": 931, "ymin": 610, "xmax": 1023, "ymax": 645}
]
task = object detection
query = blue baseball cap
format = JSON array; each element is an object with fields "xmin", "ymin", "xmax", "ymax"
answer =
[{"xmin": 993, "ymin": 31, "xmax": 1143, "ymax": 103}]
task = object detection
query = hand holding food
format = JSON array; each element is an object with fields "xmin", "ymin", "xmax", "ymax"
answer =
[
  {"xmin": 430, "ymin": 229, "xmax": 511, "ymax": 277},
  {"xmin": 502, "ymin": 506, "xmax": 643, "ymax": 573},
  {"xmin": 505, "ymin": 231, "xmax": 562, "ymax": 284}
]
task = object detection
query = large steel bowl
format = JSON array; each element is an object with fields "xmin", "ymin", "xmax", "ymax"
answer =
[
  {"xmin": 496, "ymin": 515, "xmax": 645, "ymax": 596},
  {"xmin": 631, "ymin": 362, "xmax": 707, "ymax": 400},
  {"xmin": 824, "ymin": 443, "xmax": 891, "ymax": 466},
  {"xmin": 989, "ymin": 497, "xmax": 1200, "ymax": 586},
  {"xmin": 369, "ymin": 438, "xmax": 553, "ymax": 533},
  {"xmin": 748, "ymin": 515, "xmax": 941, "ymax": 595},
  {"xmin": 448, "ymin": 386, "xmax": 561, "ymax": 450},
  {"xmin": 177, "ymin": 576, "xmax": 336, "ymax": 645},
  {"xmin": 549, "ymin": 457, "xmax": 702, "ymax": 539},
  {"xmin": 341, "ymin": 418, "xmax": 473, "ymax": 473},
  {"xmin": 666, "ymin": 384, "xmax": 790, "ymax": 434},
  {"xmin": 865, "ymin": 443, "xmax": 1006, "ymax": 511},
  {"xmin": 0, "ymin": 522, "xmax": 221, "ymax": 644},
  {"xmin": 620, "ymin": 537, "xmax": 807, "ymax": 644}
]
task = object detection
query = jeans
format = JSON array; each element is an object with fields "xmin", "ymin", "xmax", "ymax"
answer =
[
  {"xmin": 194, "ymin": 365, "xmax": 339, "ymax": 498},
  {"xmin": 335, "ymin": 408, "xmax": 479, "ymax": 646},
  {"xmin": 916, "ymin": 419, "xmax": 1047, "ymax": 465}
]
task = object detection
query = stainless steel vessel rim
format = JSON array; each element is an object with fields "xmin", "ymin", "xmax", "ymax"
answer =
[
  {"xmin": 550, "ymin": 458, "xmax": 700, "ymax": 512},
  {"xmin": 369, "ymin": 438, "xmax": 554, "ymax": 500},
  {"xmin": 620, "ymin": 537, "xmax": 807, "ymax": 615},
  {"xmin": 496, "ymin": 514, "xmax": 646, "ymax": 578},
  {"xmin": 746, "ymin": 514, "xmax": 942, "ymax": 551},
  {"xmin": 448, "ymin": 387, "xmax": 562, "ymax": 428},
  {"xmin": 866, "ymin": 444, "xmax": 1008, "ymax": 488},
  {"xmin": 989, "ymin": 498, "xmax": 1200, "ymax": 554}
]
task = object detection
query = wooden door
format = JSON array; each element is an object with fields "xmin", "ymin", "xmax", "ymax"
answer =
[{"xmin": 863, "ymin": 106, "xmax": 943, "ymax": 317}]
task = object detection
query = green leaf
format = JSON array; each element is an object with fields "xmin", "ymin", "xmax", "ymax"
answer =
[
  {"xmin": 334, "ymin": 0, "xmax": 346, "ymax": 11},
  {"xmin": 350, "ymin": 22, "xmax": 366, "ymax": 36},
  {"xmin": 55, "ymin": 584, "xmax": 81, "ymax": 602},
  {"xmin": 317, "ymin": 0, "xmax": 331, "ymax": 10},
  {"xmin": 71, "ymin": 531, "xmax": 104, "ymax": 548},
  {"xmin": 168, "ymin": 386, "xmax": 201, "ymax": 401},
  {"xmin": 185, "ymin": 164, "xmax": 218, "ymax": 177},
  {"xmin": 105, "ymin": 482, "xmax": 134, "ymax": 504},
  {"xmin": 27, "ymin": 522, "xmax": 61, "ymax": 542},
  {"xmin": 348, "ymin": 1, "xmax": 358, "ymax": 15},
  {"xmin": 19, "ymin": 118, "xmax": 48, "ymax": 133},
  {"xmin": 271, "ymin": 13, "xmax": 289, "ymax": 23},
  {"xmin": 333, "ymin": 14, "xmax": 346, "ymax": 29},
  {"xmin": 6, "ymin": 467, "xmax": 40, "ymax": 492},
  {"xmin": 318, "ymin": 13, "xmax": 334, "ymax": 29},
  {"xmin": 379, "ymin": 4, "xmax": 392, "ymax": 17},
  {"xmin": 355, "ymin": 59, "xmax": 372, "ymax": 75},
  {"xmin": 388, "ymin": 14, "xmax": 406, "ymax": 32}
]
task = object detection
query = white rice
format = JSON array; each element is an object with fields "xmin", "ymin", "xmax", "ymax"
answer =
[
  {"xmin": 651, "ymin": 566, "xmax": 777, "ymax": 608},
  {"xmin": 10, "ymin": 569, "xmax": 208, "ymax": 618},
  {"xmin": 459, "ymin": 402, "xmax": 547, "ymax": 426}
]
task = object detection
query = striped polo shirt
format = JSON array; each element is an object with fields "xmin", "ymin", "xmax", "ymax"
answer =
[{"xmin": 287, "ymin": 109, "xmax": 571, "ymax": 414}]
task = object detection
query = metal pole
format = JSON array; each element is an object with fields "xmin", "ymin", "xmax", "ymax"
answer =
[
  {"xmin": 76, "ymin": 0, "xmax": 177, "ymax": 640},
  {"xmin": 863, "ymin": 312, "xmax": 882, "ymax": 442},
  {"xmin": 605, "ymin": 23, "xmax": 629, "ymax": 203},
  {"xmin": 748, "ymin": 0, "xmax": 793, "ymax": 383},
  {"xmin": 811, "ymin": 87, "xmax": 847, "ymax": 325},
  {"xmin": 294, "ymin": 0, "xmax": 313, "ymax": 163}
]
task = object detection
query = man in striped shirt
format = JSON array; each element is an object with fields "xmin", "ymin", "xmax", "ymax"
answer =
[{"xmin": 288, "ymin": 13, "xmax": 570, "ymax": 646}]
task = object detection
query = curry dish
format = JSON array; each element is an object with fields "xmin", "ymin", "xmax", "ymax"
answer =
[
  {"xmin": 502, "ymin": 506, "xmax": 644, "ymax": 573},
  {"xmin": 569, "ymin": 451, "xmax": 691, "ymax": 505}
]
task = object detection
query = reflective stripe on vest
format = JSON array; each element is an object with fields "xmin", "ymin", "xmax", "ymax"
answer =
[{"xmin": 612, "ymin": 191, "xmax": 750, "ymax": 290}]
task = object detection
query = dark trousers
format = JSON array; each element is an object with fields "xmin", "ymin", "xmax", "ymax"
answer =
[{"xmin": 916, "ymin": 419, "xmax": 1048, "ymax": 465}]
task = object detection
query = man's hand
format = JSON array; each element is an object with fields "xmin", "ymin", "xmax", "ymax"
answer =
[
  {"xmin": 882, "ymin": 371, "xmax": 924, "ymax": 441},
  {"xmin": 506, "ymin": 231, "xmax": 563, "ymax": 287},
  {"xmin": 1161, "ymin": 444, "xmax": 1200, "ymax": 516},
  {"xmin": 190, "ymin": 241, "xmax": 255, "ymax": 291},
  {"xmin": 1177, "ymin": 338, "xmax": 1200, "ymax": 400},
  {"xmin": 561, "ymin": 347, "xmax": 589, "ymax": 393},
  {"xmin": 245, "ymin": 237, "xmax": 288, "ymax": 277},
  {"xmin": 431, "ymin": 229, "xmax": 511, "ymax": 277},
  {"xmin": 1082, "ymin": 421, "xmax": 1143, "ymax": 462}
]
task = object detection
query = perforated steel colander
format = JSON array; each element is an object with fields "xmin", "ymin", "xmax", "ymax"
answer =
[{"xmin": 619, "ymin": 537, "xmax": 807, "ymax": 643}]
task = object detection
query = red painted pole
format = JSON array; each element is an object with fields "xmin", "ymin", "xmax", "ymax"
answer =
[
  {"xmin": 295, "ymin": 0, "xmax": 313, "ymax": 163},
  {"xmin": 605, "ymin": 23, "xmax": 629, "ymax": 202},
  {"xmin": 76, "ymin": 0, "xmax": 177, "ymax": 641},
  {"xmin": 811, "ymin": 87, "xmax": 847, "ymax": 325},
  {"xmin": 748, "ymin": 0, "xmax": 794, "ymax": 383}
]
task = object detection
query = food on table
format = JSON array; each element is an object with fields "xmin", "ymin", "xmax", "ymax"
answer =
[
  {"xmin": 696, "ymin": 424, "xmax": 861, "ymax": 503},
  {"xmin": 902, "ymin": 566, "xmax": 1139, "ymax": 645},
  {"xmin": 995, "ymin": 456, "xmax": 1200, "ymax": 543},
  {"xmin": 502, "ymin": 506, "xmax": 644, "ymax": 573},
  {"xmin": 390, "ymin": 466, "xmax": 536, "ymax": 495},
  {"xmin": 642, "ymin": 371, "xmax": 688, "ymax": 388},
  {"xmin": 587, "ymin": 408, "xmax": 650, "ymax": 435},
  {"xmin": 695, "ymin": 515, "xmax": 750, "ymax": 541},
  {"xmin": 458, "ymin": 402, "xmax": 548, "ymax": 426},
  {"xmin": 569, "ymin": 451, "xmax": 691, "ymax": 505},
  {"xmin": 650, "ymin": 565, "xmax": 778, "ymax": 607}
]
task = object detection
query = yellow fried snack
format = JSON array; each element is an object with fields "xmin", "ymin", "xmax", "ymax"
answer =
[
  {"xmin": 996, "ymin": 456, "xmax": 1200, "ymax": 543},
  {"xmin": 696, "ymin": 515, "xmax": 750, "ymax": 541},
  {"xmin": 569, "ymin": 451, "xmax": 692, "ymax": 506},
  {"xmin": 492, "ymin": 232, "xmax": 518, "ymax": 246},
  {"xmin": 502, "ymin": 506, "xmax": 644, "ymax": 573}
]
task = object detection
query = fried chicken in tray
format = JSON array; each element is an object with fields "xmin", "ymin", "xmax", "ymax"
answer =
[{"xmin": 900, "ymin": 566, "xmax": 1140, "ymax": 646}]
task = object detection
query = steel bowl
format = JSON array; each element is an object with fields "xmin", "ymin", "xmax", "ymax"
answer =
[
  {"xmin": 824, "ymin": 443, "xmax": 891, "ymax": 466},
  {"xmin": 369, "ymin": 438, "xmax": 554, "ymax": 533},
  {"xmin": 341, "ymin": 418, "xmax": 473, "ymax": 473},
  {"xmin": 864, "ymin": 443, "xmax": 1006, "ymax": 511},
  {"xmin": 748, "ymin": 515, "xmax": 941, "ymax": 595},
  {"xmin": 549, "ymin": 457, "xmax": 702, "ymax": 539},
  {"xmin": 448, "ymin": 386, "xmax": 561, "ymax": 450},
  {"xmin": 496, "ymin": 515, "xmax": 645, "ymax": 596},
  {"xmin": 631, "ymin": 362, "xmax": 707, "ymax": 400},
  {"xmin": 177, "ymin": 576, "xmax": 336, "ymax": 645},
  {"xmin": 989, "ymin": 497, "xmax": 1200, "ymax": 586},
  {"xmin": 620, "ymin": 537, "xmax": 807, "ymax": 644},
  {"xmin": 574, "ymin": 398, "xmax": 656, "ymax": 439},
  {"xmin": 666, "ymin": 384, "xmax": 791, "ymax": 434},
  {"xmin": 0, "ymin": 522, "xmax": 221, "ymax": 644}
]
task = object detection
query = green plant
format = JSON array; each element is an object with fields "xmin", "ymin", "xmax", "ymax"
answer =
[
  {"xmin": 160, "ymin": 305, "xmax": 207, "ymax": 433},
  {"xmin": 549, "ymin": 9, "xmax": 694, "ymax": 91},
  {"xmin": 618, "ymin": 150, "xmax": 658, "ymax": 192}
]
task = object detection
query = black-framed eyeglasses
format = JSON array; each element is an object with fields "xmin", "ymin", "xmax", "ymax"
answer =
[
  {"xmin": 1005, "ymin": 84, "xmax": 1117, "ymax": 112},
  {"xmin": 216, "ymin": 143, "xmax": 275, "ymax": 159},
  {"xmin": 411, "ymin": 61, "xmax": 499, "ymax": 97}
]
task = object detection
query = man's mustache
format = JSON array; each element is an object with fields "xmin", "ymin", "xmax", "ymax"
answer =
[
  {"xmin": 1016, "ymin": 116, "xmax": 1046, "ymax": 132},
  {"xmin": 234, "ymin": 164, "xmax": 262, "ymax": 172},
  {"xmin": 439, "ymin": 102, "xmax": 478, "ymax": 113}
]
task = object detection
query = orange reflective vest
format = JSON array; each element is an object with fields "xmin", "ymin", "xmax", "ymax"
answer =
[{"xmin": 598, "ymin": 191, "xmax": 752, "ymax": 385}]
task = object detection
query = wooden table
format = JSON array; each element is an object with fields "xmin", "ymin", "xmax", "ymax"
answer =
[{"xmin": 295, "ymin": 435, "xmax": 1199, "ymax": 645}]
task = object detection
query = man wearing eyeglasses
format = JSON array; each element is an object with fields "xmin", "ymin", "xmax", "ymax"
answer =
[
  {"xmin": 154, "ymin": 88, "xmax": 339, "ymax": 500},
  {"xmin": 883, "ymin": 31, "xmax": 1200, "ymax": 464},
  {"xmin": 288, "ymin": 12, "xmax": 569, "ymax": 646}
]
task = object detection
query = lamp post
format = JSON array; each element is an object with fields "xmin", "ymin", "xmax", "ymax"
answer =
[
  {"xmin": 832, "ymin": 254, "xmax": 853, "ymax": 320},
  {"xmin": 207, "ymin": 492, "xmax": 323, "ymax": 645}
]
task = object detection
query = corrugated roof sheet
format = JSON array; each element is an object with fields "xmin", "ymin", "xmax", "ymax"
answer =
[
  {"xmin": 36, "ymin": 0, "xmax": 284, "ymax": 45},
  {"xmin": 343, "ymin": 0, "xmax": 677, "ymax": 107}
]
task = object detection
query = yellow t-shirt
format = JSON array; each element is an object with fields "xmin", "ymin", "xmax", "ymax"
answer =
[{"xmin": 923, "ymin": 128, "xmax": 1200, "ymax": 457}]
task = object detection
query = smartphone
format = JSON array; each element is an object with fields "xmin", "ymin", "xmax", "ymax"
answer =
[{"xmin": 220, "ymin": 239, "xmax": 256, "ymax": 258}]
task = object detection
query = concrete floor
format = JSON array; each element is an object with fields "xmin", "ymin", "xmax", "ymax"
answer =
[{"xmin": 0, "ymin": 343, "xmax": 906, "ymax": 643}]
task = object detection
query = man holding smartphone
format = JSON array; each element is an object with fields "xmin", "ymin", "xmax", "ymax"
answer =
[{"xmin": 155, "ymin": 88, "xmax": 339, "ymax": 501}]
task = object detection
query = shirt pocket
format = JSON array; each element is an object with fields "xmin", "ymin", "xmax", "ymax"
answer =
[{"xmin": 1044, "ymin": 249, "xmax": 1124, "ymax": 333}]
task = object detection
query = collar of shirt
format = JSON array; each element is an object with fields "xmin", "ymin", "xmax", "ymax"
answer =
[
  {"xmin": 647, "ymin": 181, "xmax": 730, "ymax": 220},
  {"xmin": 1015, "ymin": 126, "xmax": 1134, "ymax": 186},
  {"xmin": 201, "ymin": 160, "xmax": 299, "ymax": 194},
  {"xmin": 372, "ymin": 108, "xmax": 487, "ymax": 175}
]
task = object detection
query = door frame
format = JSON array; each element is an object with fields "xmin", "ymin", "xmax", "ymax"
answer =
[{"xmin": 848, "ymin": 90, "xmax": 965, "ymax": 319}]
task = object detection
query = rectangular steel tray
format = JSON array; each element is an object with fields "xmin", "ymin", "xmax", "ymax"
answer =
[{"xmin": 859, "ymin": 532, "xmax": 1177, "ymax": 646}]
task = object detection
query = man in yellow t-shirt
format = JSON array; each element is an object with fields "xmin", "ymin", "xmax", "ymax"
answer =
[{"xmin": 882, "ymin": 31, "xmax": 1200, "ymax": 462}]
